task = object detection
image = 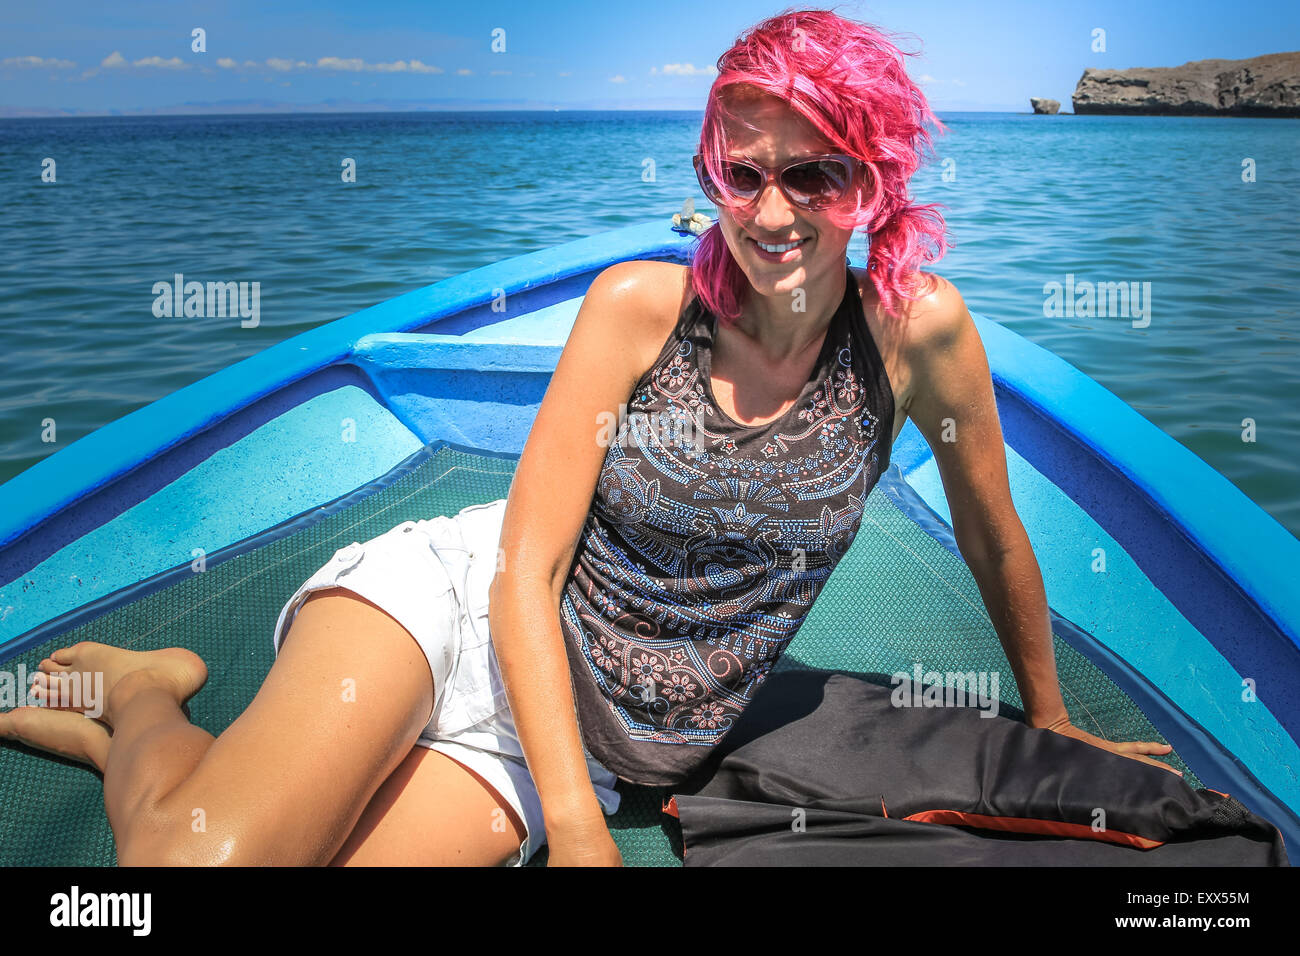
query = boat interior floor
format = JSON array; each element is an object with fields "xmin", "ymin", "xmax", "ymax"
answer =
[{"xmin": 0, "ymin": 442, "xmax": 1288, "ymax": 866}]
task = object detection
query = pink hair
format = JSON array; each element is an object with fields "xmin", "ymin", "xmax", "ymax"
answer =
[{"xmin": 690, "ymin": 7, "xmax": 950, "ymax": 324}]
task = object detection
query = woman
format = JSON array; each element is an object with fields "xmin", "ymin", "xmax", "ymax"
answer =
[{"xmin": 0, "ymin": 9, "xmax": 1177, "ymax": 867}]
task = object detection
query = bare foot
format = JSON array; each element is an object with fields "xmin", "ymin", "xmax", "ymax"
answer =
[
  {"xmin": 0, "ymin": 707, "xmax": 112, "ymax": 771},
  {"xmin": 29, "ymin": 642, "xmax": 208, "ymax": 726}
]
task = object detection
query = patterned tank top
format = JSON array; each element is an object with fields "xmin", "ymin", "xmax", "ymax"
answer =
[{"xmin": 559, "ymin": 263, "xmax": 896, "ymax": 786}]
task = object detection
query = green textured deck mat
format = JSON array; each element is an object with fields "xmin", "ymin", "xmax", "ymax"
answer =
[{"xmin": 0, "ymin": 442, "xmax": 1196, "ymax": 866}]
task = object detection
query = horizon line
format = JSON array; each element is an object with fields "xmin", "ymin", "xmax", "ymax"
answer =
[{"xmin": 0, "ymin": 105, "xmax": 1059, "ymax": 119}]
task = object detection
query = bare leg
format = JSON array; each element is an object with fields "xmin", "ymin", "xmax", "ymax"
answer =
[
  {"xmin": 1, "ymin": 643, "xmax": 208, "ymax": 802},
  {"xmin": 0, "ymin": 706, "xmax": 112, "ymax": 769},
  {"xmin": 2, "ymin": 586, "xmax": 438, "ymax": 865},
  {"xmin": 3, "ymin": 587, "xmax": 563, "ymax": 867},
  {"xmin": 329, "ymin": 746, "xmax": 530, "ymax": 866},
  {"xmin": 1, "ymin": 708, "xmax": 537, "ymax": 866}
]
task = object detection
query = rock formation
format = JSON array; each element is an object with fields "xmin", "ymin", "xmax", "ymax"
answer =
[
  {"xmin": 1030, "ymin": 97, "xmax": 1061, "ymax": 114},
  {"xmin": 1072, "ymin": 51, "xmax": 1300, "ymax": 117}
]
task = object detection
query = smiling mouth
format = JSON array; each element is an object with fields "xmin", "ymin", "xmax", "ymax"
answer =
[{"xmin": 750, "ymin": 236, "xmax": 809, "ymax": 253}]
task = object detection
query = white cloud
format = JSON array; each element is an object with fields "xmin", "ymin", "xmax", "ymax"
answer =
[
  {"xmin": 372, "ymin": 59, "xmax": 441, "ymax": 73},
  {"xmin": 318, "ymin": 57, "xmax": 441, "ymax": 73},
  {"xmin": 610, "ymin": 74, "xmax": 626, "ymax": 83},
  {"xmin": 97, "ymin": 51, "xmax": 188, "ymax": 70},
  {"xmin": 2, "ymin": 55, "xmax": 76, "ymax": 69},
  {"xmin": 132, "ymin": 56, "xmax": 187, "ymax": 69},
  {"xmin": 489, "ymin": 69, "xmax": 510, "ymax": 76},
  {"xmin": 317, "ymin": 56, "xmax": 365, "ymax": 71},
  {"xmin": 658, "ymin": 63, "xmax": 717, "ymax": 76},
  {"xmin": 918, "ymin": 73, "xmax": 936, "ymax": 84},
  {"xmin": 90, "ymin": 51, "xmax": 449, "ymax": 77},
  {"xmin": 457, "ymin": 68, "xmax": 472, "ymax": 75}
]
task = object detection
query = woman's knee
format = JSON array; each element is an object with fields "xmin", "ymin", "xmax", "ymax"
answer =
[
  {"xmin": 116, "ymin": 803, "xmax": 243, "ymax": 866},
  {"xmin": 118, "ymin": 785, "xmax": 351, "ymax": 866},
  {"xmin": 119, "ymin": 826, "xmax": 270, "ymax": 867}
]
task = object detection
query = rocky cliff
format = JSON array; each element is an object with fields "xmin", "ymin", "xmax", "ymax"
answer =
[{"xmin": 1072, "ymin": 51, "xmax": 1300, "ymax": 117}]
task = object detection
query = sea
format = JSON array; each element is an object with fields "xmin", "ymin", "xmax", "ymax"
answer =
[{"xmin": 1, "ymin": 110, "xmax": 1297, "ymax": 537}]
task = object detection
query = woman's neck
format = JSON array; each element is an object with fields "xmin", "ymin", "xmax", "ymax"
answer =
[{"xmin": 733, "ymin": 266, "xmax": 846, "ymax": 363}]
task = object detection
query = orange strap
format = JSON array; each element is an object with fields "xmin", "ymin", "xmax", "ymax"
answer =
[{"xmin": 902, "ymin": 809, "xmax": 1164, "ymax": 849}]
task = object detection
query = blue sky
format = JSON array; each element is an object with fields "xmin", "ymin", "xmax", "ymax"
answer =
[{"xmin": 2, "ymin": 0, "xmax": 1298, "ymax": 114}]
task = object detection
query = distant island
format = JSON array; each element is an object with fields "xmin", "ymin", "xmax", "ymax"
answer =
[{"xmin": 1072, "ymin": 51, "xmax": 1300, "ymax": 117}]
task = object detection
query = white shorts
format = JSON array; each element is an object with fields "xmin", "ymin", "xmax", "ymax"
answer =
[{"xmin": 270, "ymin": 498, "xmax": 622, "ymax": 866}]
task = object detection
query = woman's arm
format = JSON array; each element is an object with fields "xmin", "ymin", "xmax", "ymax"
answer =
[
  {"xmin": 901, "ymin": 276, "xmax": 1178, "ymax": 773},
  {"xmin": 487, "ymin": 260, "xmax": 687, "ymax": 864}
]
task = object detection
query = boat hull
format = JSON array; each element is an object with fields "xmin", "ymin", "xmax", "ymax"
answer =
[{"xmin": 2, "ymin": 219, "xmax": 1298, "ymax": 858}]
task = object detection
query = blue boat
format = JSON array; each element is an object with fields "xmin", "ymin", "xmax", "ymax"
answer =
[{"xmin": 2, "ymin": 214, "xmax": 1297, "ymax": 865}]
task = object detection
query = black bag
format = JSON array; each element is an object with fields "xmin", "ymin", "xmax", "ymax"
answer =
[{"xmin": 664, "ymin": 669, "xmax": 1289, "ymax": 866}]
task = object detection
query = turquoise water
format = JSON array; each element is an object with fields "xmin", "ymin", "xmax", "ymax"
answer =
[{"xmin": 1, "ymin": 111, "xmax": 1296, "ymax": 537}]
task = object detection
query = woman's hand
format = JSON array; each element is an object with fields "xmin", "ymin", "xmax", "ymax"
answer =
[
  {"xmin": 545, "ymin": 814, "xmax": 624, "ymax": 867},
  {"xmin": 1039, "ymin": 715, "xmax": 1182, "ymax": 777}
]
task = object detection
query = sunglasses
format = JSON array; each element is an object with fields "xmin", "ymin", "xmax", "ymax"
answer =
[{"xmin": 693, "ymin": 152, "xmax": 863, "ymax": 211}]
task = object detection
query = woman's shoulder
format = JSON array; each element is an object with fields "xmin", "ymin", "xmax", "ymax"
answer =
[
  {"xmin": 894, "ymin": 272, "xmax": 972, "ymax": 368},
  {"xmin": 849, "ymin": 267, "xmax": 971, "ymax": 421},
  {"xmin": 591, "ymin": 260, "xmax": 693, "ymax": 322},
  {"xmin": 849, "ymin": 266, "xmax": 964, "ymax": 326},
  {"xmin": 581, "ymin": 260, "xmax": 695, "ymax": 386}
]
